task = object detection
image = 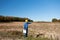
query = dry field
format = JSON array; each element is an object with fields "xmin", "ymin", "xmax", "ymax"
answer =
[{"xmin": 0, "ymin": 22, "xmax": 60, "ymax": 40}]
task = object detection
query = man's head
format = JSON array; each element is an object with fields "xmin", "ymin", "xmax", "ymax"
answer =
[{"xmin": 25, "ymin": 19, "xmax": 28, "ymax": 22}]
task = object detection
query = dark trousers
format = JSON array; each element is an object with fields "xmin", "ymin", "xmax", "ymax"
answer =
[{"xmin": 24, "ymin": 29, "xmax": 28, "ymax": 37}]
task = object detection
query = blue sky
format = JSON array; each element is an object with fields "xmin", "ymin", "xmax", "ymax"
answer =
[{"xmin": 0, "ymin": 0, "xmax": 60, "ymax": 21}]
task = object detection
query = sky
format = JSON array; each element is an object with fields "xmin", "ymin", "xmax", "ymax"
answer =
[{"xmin": 0, "ymin": 0, "xmax": 60, "ymax": 21}]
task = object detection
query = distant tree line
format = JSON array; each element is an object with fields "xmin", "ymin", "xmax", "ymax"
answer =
[
  {"xmin": 0, "ymin": 15, "xmax": 33, "ymax": 22},
  {"xmin": 52, "ymin": 18, "xmax": 60, "ymax": 22}
]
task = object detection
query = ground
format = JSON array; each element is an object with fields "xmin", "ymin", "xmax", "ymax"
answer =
[{"xmin": 0, "ymin": 22, "xmax": 60, "ymax": 40}]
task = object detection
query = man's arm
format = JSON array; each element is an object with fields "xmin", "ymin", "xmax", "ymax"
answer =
[{"xmin": 27, "ymin": 22, "xmax": 31, "ymax": 24}]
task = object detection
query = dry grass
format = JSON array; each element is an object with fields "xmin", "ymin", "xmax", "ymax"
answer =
[{"xmin": 0, "ymin": 22, "xmax": 60, "ymax": 40}]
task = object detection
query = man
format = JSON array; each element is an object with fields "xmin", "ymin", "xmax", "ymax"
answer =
[{"xmin": 23, "ymin": 19, "xmax": 31, "ymax": 37}]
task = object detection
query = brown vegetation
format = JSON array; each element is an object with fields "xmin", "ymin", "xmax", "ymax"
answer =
[{"xmin": 0, "ymin": 22, "xmax": 60, "ymax": 40}]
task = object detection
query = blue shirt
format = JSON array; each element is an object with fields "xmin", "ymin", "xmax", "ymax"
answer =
[{"xmin": 24, "ymin": 22, "xmax": 31, "ymax": 30}]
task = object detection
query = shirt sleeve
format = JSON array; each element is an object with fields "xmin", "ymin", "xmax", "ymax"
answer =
[{"xmin": 27, "ymin": 22, "xmax": 31, "ymax": 24}]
